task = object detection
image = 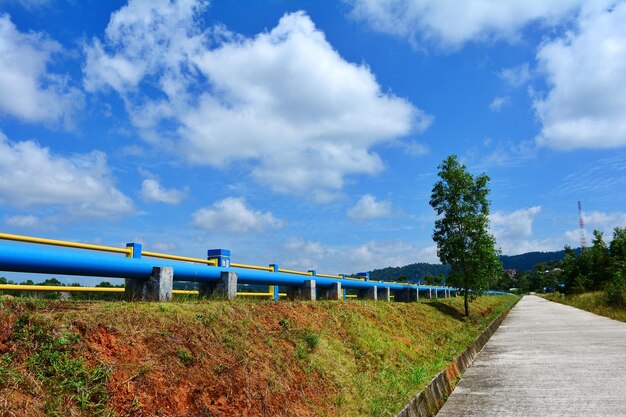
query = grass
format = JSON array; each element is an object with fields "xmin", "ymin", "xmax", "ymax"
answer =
[
  {"xmin": 544, "ymin": 292, "xmax": 626, "ymax": 323},
  {"xmin": 0, "ymin": 295, "xmax": 518, "ymax": 416}
]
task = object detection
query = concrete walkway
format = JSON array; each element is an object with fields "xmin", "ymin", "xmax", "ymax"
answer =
[{"xmin": 437, "ymin": 295, "xmax": 626, "ymax": 417}]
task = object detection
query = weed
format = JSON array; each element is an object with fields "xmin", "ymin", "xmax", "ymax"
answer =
[
  {"xmin": 0, "ymin": 354, "xmax": 22, "ymax": 385},
  {"xmin": 294, "ymin": 346, "xmax": 308, "ymax": 360},
  {"xmin": 303, "ymin": 330, "xmax": 320, "ymax": 350},
  {"xmin": 408, "ymin": 366, "xmax": 428, "ymax": 385},
  {"xmin": 278, "ymin": 318, "xmax": 292, "ymax": 329},
  {"xmin": 14, "ymin": 317, "xmax": 110, "ymax": 414},
  {"xmin": 177, "ymin": 347, "xmax": 194, "ymax": 365},
  {"xmin": 196, "ymin": 312, "xmax": 217, "ymax": 325}
]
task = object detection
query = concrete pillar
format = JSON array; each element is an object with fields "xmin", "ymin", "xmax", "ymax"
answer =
[
  {"xmin": 323, "ymin": 281, "xmax": 342, "ymax": 300},
  {"xmin": 287, "ymin": 279, "xmax": 316, "ymax": 301},
  {"xmin": 379, "ymin": 286, "xmax": 391, "ymax": 302},
  {"xmin": 125, "ymin": 266, "xmax": 173, "ymax": 302},
  {"xmin": 145, "ymin": 266, "xmax": 173, "ymax": 301},
  {"xmin": 359, "ymin": 286, "xmax": 377, "ymax": 300},
  {"xmin": 198, "ymin": 271, "xmax": 238, "ymax": 300},
  {"xmin": 426, "ymin": 288, "xmax": 432, "ymax": 299},
  {"xmin": 59, "ymin": 291, "xmax": 71, "ymax": 301},
  {"xmin": 434, "ymin": 288, "xmax": 438, "ymax": 299}
]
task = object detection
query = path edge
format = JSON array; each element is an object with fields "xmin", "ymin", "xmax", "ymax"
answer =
[{"xmin": 395, "ymin": 297, "xmax": 521, "ymax": 417}]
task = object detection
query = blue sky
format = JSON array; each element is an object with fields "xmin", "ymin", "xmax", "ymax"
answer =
[{"xmin": 1, "ymin": 0, "xmax": 626, "ymax": 282}]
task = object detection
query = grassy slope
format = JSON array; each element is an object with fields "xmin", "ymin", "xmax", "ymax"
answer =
[
  {"xmin": 544, "ymin": 292, "xmax": 626, "ymax": 323},
  {"xmin": 0, "ymin": 295, "xmax": 518, "ymax": 417}
]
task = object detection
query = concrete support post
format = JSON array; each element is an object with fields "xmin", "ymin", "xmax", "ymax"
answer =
[
  {"xmin": 287, "ymin": 279, "xmax": 316, "ymax": 301},
  {"xmin": 198, "ymin": 271, "xmax": 238, "ymax": 300},
  {"xmin": 380, "ymin": 286, "xmax": 391, "ymax": 302},
  {"xmin": 359, "ymin": 286, "xmax": 377, "ymax": 300},
  {"xmin": 434, "ymin": 288, "xmax": 438, "ymax": 299},
  {"xmin": 426, "ymin": 288, "xmax": 432, "ymax": 299},
  {"xmin": 126, "ymin": 266, "xmax": 173, "ymax": 302},
  {"xmin": 323, "ymin": 281, "xmax": 342, "ymax": 300},
  {"xmin": 144, "ymin": 266, "xmax": 173, "ymax": 301}
]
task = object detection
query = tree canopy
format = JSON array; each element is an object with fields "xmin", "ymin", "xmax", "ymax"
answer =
[{"xmin": 430, "ymin": 155, "xmax": 502, "ymax": 316}]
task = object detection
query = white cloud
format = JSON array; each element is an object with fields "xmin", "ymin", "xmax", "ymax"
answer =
[
  {"xmin": 140, "ymin": 179, "xmax": 186, "ymax": 204},
  {"xmin": 0, "ymin": 131, "xmax": 134, "ymax": 218},
  {"xmin": 5, "ymin": 214, "xmax": 41, "ymax": 228},
  {"xmin": 534, "ymin": 2, "xmax": 626, "ymax": 150},
  {"xmin": 84, "ymin": 4, "xmax": 427, "ymax": 198},
  {"xmin": 489, "ymin": 206, "xmax": 560, "ymax": 254},
  {"xmin": 281, "ymin": 238, "xmax": 438, "ymax": 274},
  {"xmin": 581, "ymin": 211, "xmax": 626, "ymax": 239},
  {"xmin": 489, "ymin": 96, "xmax": 510, "ymax": 112},
  {"xmin": 348, "ymin": 194, "xmax": 391, "ymax": 221},
  {"xmin": 346, "ymin": 0, "xmax": 587, "ymax": 49},
  {"xmin": 499, "ymin": 63, "xmax": 531, "ymax": 87},
  {"xmin": 0, "ymin": 14, "xmax": 82, "ymax": 125},
  {"xmin": 403, "ymin": 140, "xmax": 430, "ymax": 156},
  {"xmin": 192, "ymin": 197, "xmax": 283, "ymax": 233}
]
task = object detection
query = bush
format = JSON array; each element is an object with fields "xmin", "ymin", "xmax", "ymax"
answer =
[{"xmin": 605, "ymin": 269, "xmax": 626, "ymax": 307}]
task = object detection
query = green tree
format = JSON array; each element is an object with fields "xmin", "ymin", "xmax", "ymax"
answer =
[{"xmin": 430, "ymin": 155, "xmax": 502, "ymax": 317}]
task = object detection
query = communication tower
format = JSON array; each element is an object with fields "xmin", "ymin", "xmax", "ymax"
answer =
[{"xmin": 578, "ymin": 201, "xmax": 587, "ymax": 248}]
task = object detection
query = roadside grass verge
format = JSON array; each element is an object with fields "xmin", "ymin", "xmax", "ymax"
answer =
[
  {"xmin": 0, "ymin": 295, "xmax": 518, "ymax": 416},
  {"xmin": 544, "ymin": 292, "xmax": 626, "ymax": 323}
]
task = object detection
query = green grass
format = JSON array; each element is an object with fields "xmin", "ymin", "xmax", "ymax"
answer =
[
  {"xmin": 545, "ymin": 292, "xmax": 626, "ymax": 323},
  {"xmin": 8, "ymin": 313, "xmax": 111, "ymax": 415},
  {"xmin": 0, "ymin": 295, "xmax": 518, "ymax": 416}
]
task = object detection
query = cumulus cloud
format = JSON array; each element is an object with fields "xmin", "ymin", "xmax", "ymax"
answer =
[
  {"xmin": 347, "ymin": 194, "xmax": 391, "ymax": 221},
  {"xmin": 534, "ymin": 2, "xmax": 626, "ymax": 150},
  {"xmin": 192, "ymin": 197, "xmax": 283, "ymax": 233},
  {"xmin": 281, "ymin": 238, "xmax": 438, "ymax": 274},
  {"xmin": 346, "ymin": 0, "xmax": 587, "ymax": 49},
  {"xmin": 489, "ymin": 206, "xmax": 560, "ymax": 254},
  {"xmin": 0, "ymin": 14, "xmax": 82, "ymax": 125},
  {"xmin": 0, "ymin": 131, "xmax": 134, "ymax": 218},
  {"xmin": 140, "ymin": 179, "xmax": 187, "ymax": 204},
  {"xmin": 489, "ymin": 96, "xmax": 510, "ymax": 112},
  {"xmin": 84, "ymin": 3, "xmax": 426, "ymax": 198}
]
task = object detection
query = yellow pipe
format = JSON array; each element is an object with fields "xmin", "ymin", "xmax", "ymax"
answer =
[
  {"xmin": 316, "ymin": 273, "xmax": 341, "ymax": 279},
  {"xmin": 0, "ymin": 285, "xmax": 283, "ymax": 298},
  {"xmin": 141, "ymin": 251, "xmax": 217, "ymax": 266},
  {"xmin": 277, "ymin": 268, "xmax": 312, "ymax": 276},
  {"xmin": 0, "ymin": 284, "xmax": 124, "ymax": 293},
  {"xmin": 230, "ymin": 262, "xmax": 273, "ymax": 272},
  {"xmin": 0, "ymin": 232, "xmax": 130, "ymax": 255}
]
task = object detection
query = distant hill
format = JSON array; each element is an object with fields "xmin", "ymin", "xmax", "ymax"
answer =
[{"xmin": 368, "ymin": 248, "xmax": 577, "ymax": 281}]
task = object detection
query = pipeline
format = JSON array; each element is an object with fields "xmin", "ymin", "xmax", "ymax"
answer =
[{"xmin": 0, "ymin": 243, "xmax": 451, "ymax": 293}]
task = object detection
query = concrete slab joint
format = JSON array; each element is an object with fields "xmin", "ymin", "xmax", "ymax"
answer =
[
  {"xmin": 287, "ymin": 279, "xmax": 316, "ymax": 301},
  {"xmin": 198, "ymin": 271, "xmax": 238, "ymax": 300}
]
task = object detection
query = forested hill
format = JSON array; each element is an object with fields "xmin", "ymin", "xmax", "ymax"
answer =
[{"xmin": 368, "ymin": 249, "xmax": 576, "ymax": 282}]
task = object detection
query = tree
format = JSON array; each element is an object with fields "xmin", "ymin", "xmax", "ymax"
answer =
[{"xmin": 430, "ymin": 155, "xmax": 502, "ymax": 317}]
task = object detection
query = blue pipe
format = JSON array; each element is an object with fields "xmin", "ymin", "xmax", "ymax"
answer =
[{"xmin": 0, "ymin": 243, "xmax": 453, "ymax": 293}]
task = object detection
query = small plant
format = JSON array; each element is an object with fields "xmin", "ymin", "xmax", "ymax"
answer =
[
  {"xmin": 196, "ymin": 312, "xmax": 218, "ymax": 325},
  {"xmin": 278, "ymin": 318, "xmax": 291, "ymax": 329},
  {"xmin": 408, "ymin": 366, "xmax": 427, "ymax": 385},
  {"xmin": 302, "ymin": 330, "xmax": 320, "ymax": 350},
  {"xmin": 177, "ymin": 347, "xmax": 193, "ymax": 365}
]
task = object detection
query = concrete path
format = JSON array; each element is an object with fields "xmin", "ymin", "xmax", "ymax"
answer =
[{"xmin": 437, "ymin": 295, "xmax": 626, "ymax": 417}]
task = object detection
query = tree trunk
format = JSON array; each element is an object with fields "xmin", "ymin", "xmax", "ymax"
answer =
[{"xmin": 464, "ymin": 287, "xmax": 470, "ymax": 317}]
